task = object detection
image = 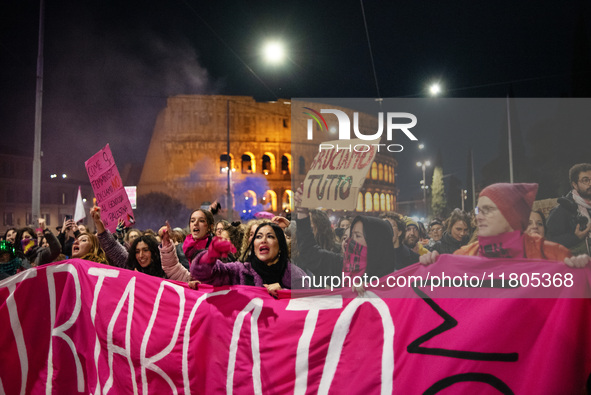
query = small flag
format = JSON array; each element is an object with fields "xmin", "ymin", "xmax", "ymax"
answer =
[{"xmin": 74, "ymin": 187, "xmax": 86, "ymax": 223}]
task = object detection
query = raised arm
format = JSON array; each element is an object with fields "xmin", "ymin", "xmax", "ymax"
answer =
[
  {"xmin": 189, "ymin": 238, "xmax": 241, "ymax": 286},
  {"xmin": 91, "ymin": 206, "xmax": 130, "ymax": 269},
  {"xmin": 34, "ymin": 218, "xmax": 61, "ymax": 266},
  {"xmin": 159, "ymin": 222, "xmax": 192, "ymax": 283}
]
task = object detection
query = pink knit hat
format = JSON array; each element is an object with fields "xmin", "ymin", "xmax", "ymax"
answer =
[{"xmin": 479, "ymin": 183, "xmax": 538, "ymax": 231}]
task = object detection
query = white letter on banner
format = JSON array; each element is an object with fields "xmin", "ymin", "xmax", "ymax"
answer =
[
  {"xmin": 286, "ymin": 296, "xmax": 343, "ymax": 395},
  {"xmin": 87, "ymin": 267, "xmax": 120, "ymax": 395},
  {"xmin": 2, "ymin": 269, "xmax": 38, "ymax": 395},
  {"xmin": 182, "ymin": 290, "xmax": 230, "ymax": 395},
  {"xmin": 227, "ymin": 298, "xmax": 264, "ymax": 395},
  {"xmin": 103, "ymin": 277, "xmax": 137, "ymax": 395},
  {"xmin": 45, "ymin": 264, "xmax": 83, "ymax": 394},
  {"xmin": 321, "ymin": 109, "xmax": 351, "ymax": 140},
  {"xmin": 318, "ymin": 292, "xmax": 394, "ymax": 395},
  {"xmin": 140, "ymin": 282, "xmax": 186, "ymax": 395}
]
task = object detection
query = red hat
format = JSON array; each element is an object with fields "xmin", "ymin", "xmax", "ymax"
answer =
[{"xmin": 479, "ymin": 183, "xmax": 538, "ymax": 231}]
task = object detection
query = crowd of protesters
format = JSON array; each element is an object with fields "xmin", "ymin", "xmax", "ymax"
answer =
[{"xmin": 1, "ymin": 163, "xmax": 591, "ymax": 293}]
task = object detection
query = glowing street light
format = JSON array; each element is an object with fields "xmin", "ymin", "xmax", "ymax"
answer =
[
  {"xmin": 429, "ymin": 83, "xmax": 442, "ymax": 96},
  {"xmin": 417, "ymin": 160, "xmax": 431, "ymax": 217},
  {"xmin": 262, "ymin": 41, "xmax": 285, "ymax": 64}
]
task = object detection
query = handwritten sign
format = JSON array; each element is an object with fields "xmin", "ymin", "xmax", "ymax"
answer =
[
  {"xmin": 302, "ymin": 138, "xmax": 377, "ymax": 210},
  {"xmin": 85, "ymin": 144, "xmax": 134, "ymax": 232}
]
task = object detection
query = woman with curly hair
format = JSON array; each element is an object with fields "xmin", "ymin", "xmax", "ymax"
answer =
[{"xmin": 71, "ymin": 232, "xmax": 108, "ymax": 264}]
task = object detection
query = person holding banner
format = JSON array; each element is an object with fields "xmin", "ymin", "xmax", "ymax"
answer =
[
  {"xmin": 92, "ymin": 206, "xmax": 166, "ymax": 277},
  {"xmin": 191, "ymin": 222, "xmax": 306, "ymax": 296},
  {"xmin": 161, "ymin": 221, "xmax": 305, "ymax": 296},
  {"xmin": 420, "ymin": 183, "xmax": 591, "ymax": 267}
]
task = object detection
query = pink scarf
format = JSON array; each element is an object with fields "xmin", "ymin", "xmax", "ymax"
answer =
[
  {"xmin": 342, "ymin": 238, "xmax": 368, "ymax": 277},
  {"xmin": 182, "ymin": 234, "xmax": 211, "ymax": 261},
  {"xmin": 478, "ymin": 230, "xmax": 524, "ymax": 258}
]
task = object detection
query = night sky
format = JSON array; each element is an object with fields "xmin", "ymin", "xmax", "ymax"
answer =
[{"xmin": 1, "ymin": 0, "xmax": 588, "ymax": 201}]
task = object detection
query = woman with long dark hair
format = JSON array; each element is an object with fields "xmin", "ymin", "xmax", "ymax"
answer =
[
  {"xmin": 294, "ymin": 188, "xmax": 397, "ymax": 280},
  {"xmin": 161, "ymin": 222, "xmax": 306, "ymax": 296},
  {"xmin": 92, "ymin": 206, "xmax": 166, "ymax": 278}
]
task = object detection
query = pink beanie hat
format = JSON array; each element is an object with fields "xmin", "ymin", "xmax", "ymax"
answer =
[{"xmin": 479, "ymin": 183, "xmax": 538, "ymax": 231}]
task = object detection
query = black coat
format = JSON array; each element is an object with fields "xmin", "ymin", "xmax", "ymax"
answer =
[
  {"xmin": 546, "ymin": 191, "xmax": 590, "ymax": 253},
  {"xmin": 432, "ymin": 232, "xmax": 468, "ymax": 255}
]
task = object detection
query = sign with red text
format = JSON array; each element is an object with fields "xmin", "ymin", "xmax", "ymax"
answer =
[
  {"xmin": 85, "ymin": 144, "xmax": 134, "ymax": 232},
  {"xmin": 0, "ymin": 257, "xmax": 590, "ymax": 394},
  {"xmin": 302, "ymin": 138, "xmax": 378, "ymax": 210}
]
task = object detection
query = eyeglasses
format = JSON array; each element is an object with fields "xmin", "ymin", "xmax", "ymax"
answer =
[
  {"xmin": 474, "ymin": 205, "xmax": 498, "ymax": 216},
  {"xmin": 578, "ymin": 177, "xmax": 591, "ymax": 186}
]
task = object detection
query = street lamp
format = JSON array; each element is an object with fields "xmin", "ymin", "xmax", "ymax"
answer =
[
  {"xmin": 417, "ymin": 160, "xmax": 431, "ymax": 217},
  {"xmin": 461, "ymin": 189, "xmax": 468, "ymax": 211},
  {"xmin": 428, "ymin": 82, "xmax": 442, "ymax": 96},
  {"xmin": 262, "ymin": 41, "xmax": 286, "ymax": 65}
]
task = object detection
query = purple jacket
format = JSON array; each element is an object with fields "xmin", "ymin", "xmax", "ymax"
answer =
[{"xmin": 191, "ymin": 250, "xmax": 307, "ymax": 289}]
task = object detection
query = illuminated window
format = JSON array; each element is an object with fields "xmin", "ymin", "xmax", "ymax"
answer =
[
  {"xmin": 263, "ymin": 190, "xmax": 277, "ymax": 211},
  {"xmin": 371, "ymin": 162, "xmax": 377, "ymax": 180},
  {"xmin": 378, "ymin": 164, "xmax": 384, "ymax": 181},
  {"xmin": 220, "ymin": 154, "xmax": 234, "ymax": 173},
  {"xmin": 373, "ymin": 193, "xmax": 379, "ymax": 212},
  {"xmin": 380, "ymin": 193, "xmax": 386, "ymax": 211},
  {"xmin": 282, "ymin": 154, "xmax": 292, "ymax": 175},
  {"xmin": 282, "ymin": 190, "xmax": 293, "ymax": 211},
  {"xmin": 357, "ymin": 192, "xmax": 364, "ymax": 211},
  {"xmin": 386, "ymin": 194, "xmax": 391, "ymax": 211},
  {"xmin": 365, "ymin": 192, "xmax": 373, "ymax": 212},
  {"xmin": 242, "ymin": 155, "xmax": 252, "ymax": 173},
  {"xmin": 243, "ymin": 190, "xmax": 257, "ymax": 207}
]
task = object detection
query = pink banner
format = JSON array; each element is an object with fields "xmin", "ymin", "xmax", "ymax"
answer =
[
  {"xmin": 85, "ymin": 144, "xmax": 135, "ymax": 232},
  {"xmin": 0, "ymin": 257, "xmax": 590, "ymax": 394}
]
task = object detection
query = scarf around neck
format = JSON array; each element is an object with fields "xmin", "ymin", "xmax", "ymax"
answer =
[
  {"xmin": 251, "ymin": 255, "xmax": 287, "ymax": 286},
  {"xmin": 342, "ymin": 238, "xmax": 368, "ymax": 277},
  {"xmin": 183, "ymin": 234, "xmax": 212, "ymax": 261},
  {"xmin": 572, "ymin": 189, "xmax": 591, "ymax": 221},
  {"xmin": 478, "ymin": 230, "xmax": 524, "ymax": 258}
]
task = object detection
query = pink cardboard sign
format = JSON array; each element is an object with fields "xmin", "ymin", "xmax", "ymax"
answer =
[{"xmin": 85, "ymin": 144, "xmax": 135, "ymax": 232}]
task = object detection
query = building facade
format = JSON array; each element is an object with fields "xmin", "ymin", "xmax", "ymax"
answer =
[
  {"xmin": 0, "ymin": 153, "xmax": 93, "ymax": 235},
  {"xmin": 138, "ymin": 95, "xmax": 399, "ymax": 218}
]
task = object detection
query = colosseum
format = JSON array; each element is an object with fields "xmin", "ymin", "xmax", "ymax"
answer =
[{"xmin": 138, "ymin": 95, "xmax": 399, "ymax": 218}]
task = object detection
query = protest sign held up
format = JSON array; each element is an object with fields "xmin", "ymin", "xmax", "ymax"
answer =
[
  {"xmin": 301, "ymin": 138, "xmax": 377, "ymax": 210},
  {"xmin": 85, "ymin": 144, "xmax": 135, "ymax": 232}
]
